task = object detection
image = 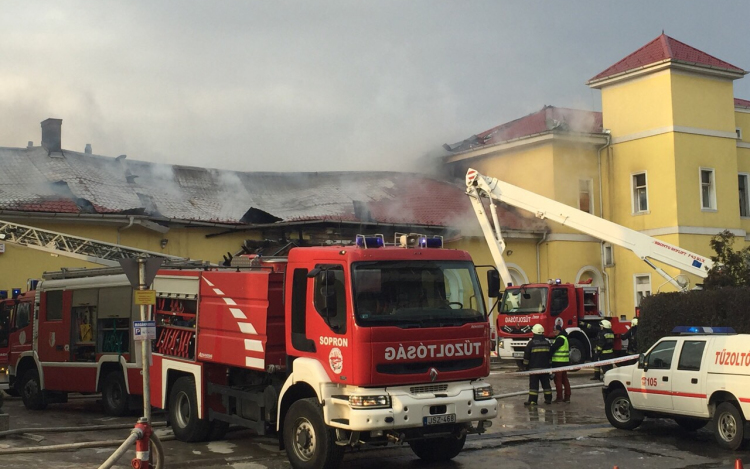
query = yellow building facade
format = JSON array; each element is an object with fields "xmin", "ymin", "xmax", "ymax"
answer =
[{"xmin": 445, "ymin": 34, "xmax": 750, "ymax": 319}]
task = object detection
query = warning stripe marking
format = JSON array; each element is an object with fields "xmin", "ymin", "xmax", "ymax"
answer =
[
  {"xmin": 246, "ymin": 357, "xmax": 264, "ymax": 369},
  {"xmin": 222, "ymin": 297, "xmax": 237, "ymax": 306},
  {"xmin": 245, "ymin": 339, "xmax": 264, "ymax": 352},
  {"xmin": 213, "ymin": 288, "xmax": 225, "ymax": 295},
  {"xmin": 238, "ymin": 322, "xmax": 258, "ymax": 335},
  {"xmin": 229, "ymin": 308, "xmax": 247, "ymax": 319}
]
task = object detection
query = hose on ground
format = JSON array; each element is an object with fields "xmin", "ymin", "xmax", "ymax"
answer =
[
  {"xmin": 97, "ymin": 430, "xmax": 140, "ymax": 469},
  {"xmin": 492, "ymin": 382, "xmax": 603, "ymax": 400},
  {"xmin": 97, "ymin": 431, "xmax": 165, "ymax": 469},
  {"xmin": 0, "ymin": 421, "xmax": 167, "ymax": 438}
]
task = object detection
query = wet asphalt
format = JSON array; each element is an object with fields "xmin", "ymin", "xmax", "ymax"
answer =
[{"xmin": 0, "ymin": 365, "xmax": 747, "ymax": 468}]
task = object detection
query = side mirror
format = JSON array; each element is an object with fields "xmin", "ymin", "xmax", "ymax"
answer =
[
  {"xmin": 638, "ymin": 353, "xmax": 647, "ymax": 370},
  {"xmin": 487, "ymin": 270, "xmax": 501, "ymax": 298}
]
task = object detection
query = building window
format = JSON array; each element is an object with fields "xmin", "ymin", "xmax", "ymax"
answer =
[
  {"xmin": 603, "ymin": 243, "xmax": 614, "ymax": 267},
  {"xmin": 700, "ymin": 168, "xmax": 716, "ymax": 210},
  {"xmin": 737, "ymin": 128, "xmax": 743, "ymax": 140},
  {"xmin": 579, "ymin": 179, "xmax": 593, "ymax": 213},
  {"xmin": 740, "ymin": 174, "xmax": 749, "ymax": 217},
  {"xmin": 632, "ymin": 173, "xmax": 648, "ymax": 213},
  {"xmin": 634, "ymin": 274, "xmax": 651, "ymax": 307}
]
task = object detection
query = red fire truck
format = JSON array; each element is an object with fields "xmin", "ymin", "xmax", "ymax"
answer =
[
  {"xmin": 4, "ymin": 228, "xmax": 498, "ymax": 469},
  {"xmin": 0, "ymin": 290, "xmax": 34, "ymax": 395},
  {"xmin": 495, "ymin": 279, "xmax": 628, "ymax": 365}
]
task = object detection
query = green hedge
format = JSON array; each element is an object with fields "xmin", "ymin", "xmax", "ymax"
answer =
[{"xmin": 638, "ymin": 288, "xmax": 750, "ymax": 353}]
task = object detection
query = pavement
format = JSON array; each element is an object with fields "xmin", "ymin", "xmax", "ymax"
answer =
[{"xmin": 0, "ymin": 365, "xmax": 746, "ymax": 468}]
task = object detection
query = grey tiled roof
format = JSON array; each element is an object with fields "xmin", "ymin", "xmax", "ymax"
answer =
[{"xmin": 0, "ymin": 145, "xmax": 547, "ymax": 232}]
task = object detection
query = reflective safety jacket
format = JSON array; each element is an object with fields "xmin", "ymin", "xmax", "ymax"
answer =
[
  {"xmin": 523, "ymin": 334, "xmax": 551, "ymax": 370},
  {"xmin": 551, "ymin": 333, "xmax": 570, "ymax": 366},
  {"xmin": 595, "ymin": 328, "xmax": 615, "ymax": 355}
]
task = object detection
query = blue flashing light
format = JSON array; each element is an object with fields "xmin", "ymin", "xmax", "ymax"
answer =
[
  {"xmin": 355, "ymin": 234, "xmax": 385, "ymax": 249},
  {"xmin": 418, "ymin": 236, "xmax": 443, "ymax": 249},
  {"xmin": 0, "ymin": 290, "xmax": 6, "ymax": 300},
  {"xmin": 672, "ymin": 326, "xmax": 736, "ymax": 335},
  {"xmin": 11, "ymin": 288, "xmax": 21, "ymax": 299}
]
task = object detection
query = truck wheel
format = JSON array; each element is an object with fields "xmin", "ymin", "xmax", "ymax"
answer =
[
  {"xmin": 604, "ymin": 389, "xmax": 642, "ymax": 430},
  {"xmin": 674, "ymin": 417, "xmax": 708, "ymax": 432},
  {"xmin": 568, "ymin": 338, "xmax": 586, "ymax": 366},
  {"xmin": 102, "ymin": 371, "xmax": 129, "ymax": 416},
  {"xmin": 714, "ymin": 402, "xmax": 746, "ymax": 450},
  {"xmin": 19, "ymin": 369, "xmax": 47, "ymax": 410},
  {"xmin": 169, "ymin": 376, "xmax": 211, "ymax": 442},
  {"xmin": 409, "ymin": 434, "xmax": 466, "ymax": 462},
  {"xmin": 283, "ymin": 397, "xmax": 344, "ymax": 469}
]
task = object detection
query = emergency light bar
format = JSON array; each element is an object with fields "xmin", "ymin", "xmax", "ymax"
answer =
[
  {"xmin": 355, "ymin": 234, "xmax": 385, "ymax": 249},
  {"xmin": 671, "ymin": 326, "xmax": 736, "ymax": 335},
  {"xmin": 395, "ymin": 232, "xmax": 444, "ymax": 249}
]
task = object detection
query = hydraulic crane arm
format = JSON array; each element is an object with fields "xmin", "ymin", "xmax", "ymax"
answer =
[
  {"xmin": 466, "ymin": 168, "xmax": 713, "ymax": 291},
  {"xmin": 0, "ymin": 219, "xmax": 188, "ymax": 267}
]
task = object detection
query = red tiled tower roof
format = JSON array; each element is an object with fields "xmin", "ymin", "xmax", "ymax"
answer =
[
  {"xmin": 735, "ymin": 98, "xmax": 750, "ymax": 109},
  {"xmin": 589, "ymin": 34, "xmax": 745, "ymax": 84}
]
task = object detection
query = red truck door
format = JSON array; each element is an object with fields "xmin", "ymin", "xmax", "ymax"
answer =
[
  {"xmin": 7, "ymin": 297, "xmax": 33, "ymax": 367},
  {"xmin": 36, "ymin": 290, "xmax": 73, "ymax": 363},
  {"xmin": 0, "ymin": 300, "xmax": 12, "ymax": 366}
]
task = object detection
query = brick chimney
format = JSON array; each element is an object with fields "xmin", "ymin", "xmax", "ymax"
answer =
[{"xmin": 41, "ymin": 118, "xmax": 62, "ymax": 153}]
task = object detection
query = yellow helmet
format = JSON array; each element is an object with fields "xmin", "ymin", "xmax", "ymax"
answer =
[
  {"xmin": 532, "ymin": 324, "xmax": 545, "ymax": 335},
  {"xmin": 600, "ymin": 319, "xmax": 612, "ymax": 329},
  {"xmin": 631, "ymin": 318, "xmax": 638, "ymax": 326}
]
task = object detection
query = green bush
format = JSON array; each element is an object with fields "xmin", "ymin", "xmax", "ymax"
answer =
[{"xmin": 638, "ymin": 288, "xmax": 750, "ymax": 352}]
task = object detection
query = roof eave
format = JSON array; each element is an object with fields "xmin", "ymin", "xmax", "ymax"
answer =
[
  {"xmin": 588, "ymin": 60, "xmax": 746, "ymax": 89},
  {"xmin": 444, "ymin": 131, "xmax": 608, "ymax": 164}
]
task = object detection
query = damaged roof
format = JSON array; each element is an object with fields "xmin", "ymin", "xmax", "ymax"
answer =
[
  {"xmin": 0, "ymin": 145, "xmax": 546, "ymax": 234},
  {"xmin": 443, "ymin": 105, "xmax": 603, "ymax": 153}
]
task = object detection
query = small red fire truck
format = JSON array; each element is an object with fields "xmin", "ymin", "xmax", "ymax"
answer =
[
  {"xmin": 495, "ymin": 279, "xmax": 628, "ymax": 364},
  {"xmin": 6, "ymin": 232, "xmax": 498, "ymax": 469}
]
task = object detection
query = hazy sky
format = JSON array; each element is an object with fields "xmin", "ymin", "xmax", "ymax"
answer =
[{"xmin": 2, "ymin": 1, "xmax": 750, "ymax": 172}]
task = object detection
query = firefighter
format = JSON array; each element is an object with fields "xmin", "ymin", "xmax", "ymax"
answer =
[
  {"xmin": 550, "ymin": 325, "xmax": 570, "ymax": 402},
  {"xmin": 592, "ymin": 319, "xmax": 615, "ymax": 381},
  {"xmin": 621, "ymin": 317, "xmax": 638, "ymax": 354},
  {"xmin": 522, "ymin": 324, "xmax": 552, "ymax": 406}
]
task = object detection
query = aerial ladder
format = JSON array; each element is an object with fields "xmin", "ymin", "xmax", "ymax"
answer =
[
  {"xmin": 0, "ymin": 219, "xmax": 192, "ymax": 269},
  {"xmin": 465, "ymin": 168, "xmax": 713, "ymax": 292}
]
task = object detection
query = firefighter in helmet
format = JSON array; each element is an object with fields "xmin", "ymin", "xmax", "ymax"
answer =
[
  {"xmin": 621, "ymin": 317, "xmax": 639, "ymax": 354},
  {"xmin": 592, "ymin": 319, "xmax": 615, "ymax": 381},
  {"xmin": 522, "ymin": 323, "xmax": 552, "ymax": 406}
]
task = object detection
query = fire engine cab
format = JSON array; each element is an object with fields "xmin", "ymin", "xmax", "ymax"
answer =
[{"xmin": 603, "ymin": 326, "xmax": 750, "ymax": 450}]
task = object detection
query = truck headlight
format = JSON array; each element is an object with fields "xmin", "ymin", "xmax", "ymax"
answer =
[
  {"xmin": 349, "ymin": 395, "xmax": 391, "ymax": 409},
  {"xmin": 498, "ymin": 341, "xmax": 504, "ymax": 349},
  {"xmin": 474, "ymin": 385, "xmax": 494, "ymax": 401}
]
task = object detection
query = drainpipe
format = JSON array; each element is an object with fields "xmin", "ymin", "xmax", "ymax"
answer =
[
  {"xmin": 597, "ymin": 130, "xmax": 612, "ymax": 315},
  {"xmin": 535, "ymin": 232, "xmax": 547, "ymax": 283},
  {"xmin": 117, "ymin": 216, "xmax": 135, "ymax": 245}
]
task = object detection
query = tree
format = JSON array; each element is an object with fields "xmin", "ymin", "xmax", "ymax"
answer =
[{"xmin": 703, "ymin": 230, "xmax": 750, "ymax": 290}]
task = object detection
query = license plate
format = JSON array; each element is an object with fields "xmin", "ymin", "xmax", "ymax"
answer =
[
  {"xmin": 512, "ymin": 352, "xmax": 524, "ymax": 358},
  {"xmin": 424, "ymin": 414, "xmax": 456, "ymax": 425}
]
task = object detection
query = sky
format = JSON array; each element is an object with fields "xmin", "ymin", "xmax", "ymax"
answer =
[{"xmin": 2, "ymin": 1, "xmax": 750, "ymax": 173}]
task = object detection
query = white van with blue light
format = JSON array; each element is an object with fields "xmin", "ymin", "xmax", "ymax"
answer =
[{"xmin": 602, "ymin": 326, "xmax": 750, "ymax": 450}]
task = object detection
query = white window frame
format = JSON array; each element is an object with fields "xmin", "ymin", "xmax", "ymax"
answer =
[
  {"xmin": 602, "ymin": 243, "xmax": 614, "ymax": 267},
  {"xmin": 699, "ymin": 167, "xmax": 717, "ymax": 212},
  {"xmin": 739, "ymin": 173, "xmax": 750, "ymax": 218},
  {"xmin": 631, "ymin": 171, "xmax": 649, "ymax": 215},
  {"xmin": 579, "ymin": 179, "xmax": 594, "ymax": 214},
  {"xmin": 633, "ymin": 274, "xmax": 652, "ymax": 308}
]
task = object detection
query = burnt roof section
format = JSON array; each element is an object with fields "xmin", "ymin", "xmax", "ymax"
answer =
[
  {"xmin": 0, "ymin": 145, "xmax": 546, "ymax": 234},
  {"xmin": 588, "ymin": 34, "xmax": 745, "ymax": 84},
  {"xmin": 443, "ymin": 105, "xmax": 603, "ymax": 153}
]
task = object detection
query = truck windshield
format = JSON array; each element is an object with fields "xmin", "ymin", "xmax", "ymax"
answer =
[
  {"xmin": 352, "ymin": 260, "xmax": 486, "ymax": 328},
  {"xmin": 499, "ymin": 287, "xmax": 548, "ymax": 314}
]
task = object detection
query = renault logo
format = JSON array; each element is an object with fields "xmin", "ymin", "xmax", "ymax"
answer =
[{"xmin": 429, "ymin": 367, "xmax": 438, "ymax": 382}]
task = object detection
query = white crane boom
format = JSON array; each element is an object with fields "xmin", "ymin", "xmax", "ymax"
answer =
[
  {"xmin": 0, "ymin": 219, "xmax": 188, "ymax": 267},
  {"xmin": 465, "ymin": 168, "xmax": 713, "ymax": 291}
]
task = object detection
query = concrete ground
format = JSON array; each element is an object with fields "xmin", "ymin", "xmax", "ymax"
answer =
[{"xmin": 0, "ymin": 366, "xmax": 747, "ymax": 468}]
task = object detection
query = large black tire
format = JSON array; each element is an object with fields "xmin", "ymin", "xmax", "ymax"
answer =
[
  {"xmin": 19, "ymin": 369, "xmax": 47, "ymax": 410},
  {"xmin": 674, "ymin": 417, "xmax": 708, "ymax": 432},
  {"xmin": 283, "ymin": 397, "xmax": 344, "ymax": 469},
  {"xmin": 568, "ymin": 338, "xmax": 587, "ymax": 366},
  {"xmin": 169, "ymin": 376, "xmax": 211, "ymax": 442},
  {"xmin": 102, "ymin": 370, "xmax": 129, "ymax": 416},
  {"xmin": 604, "ymin": 388, "xmax": 642, "ymax": 430},
  {"xmin": 714, "ymin": 402, "xmax": 746, "ymax": 450},
  {"xmin": 409, "ymin": 433, "xmax": 466, "ymax": 462}
]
